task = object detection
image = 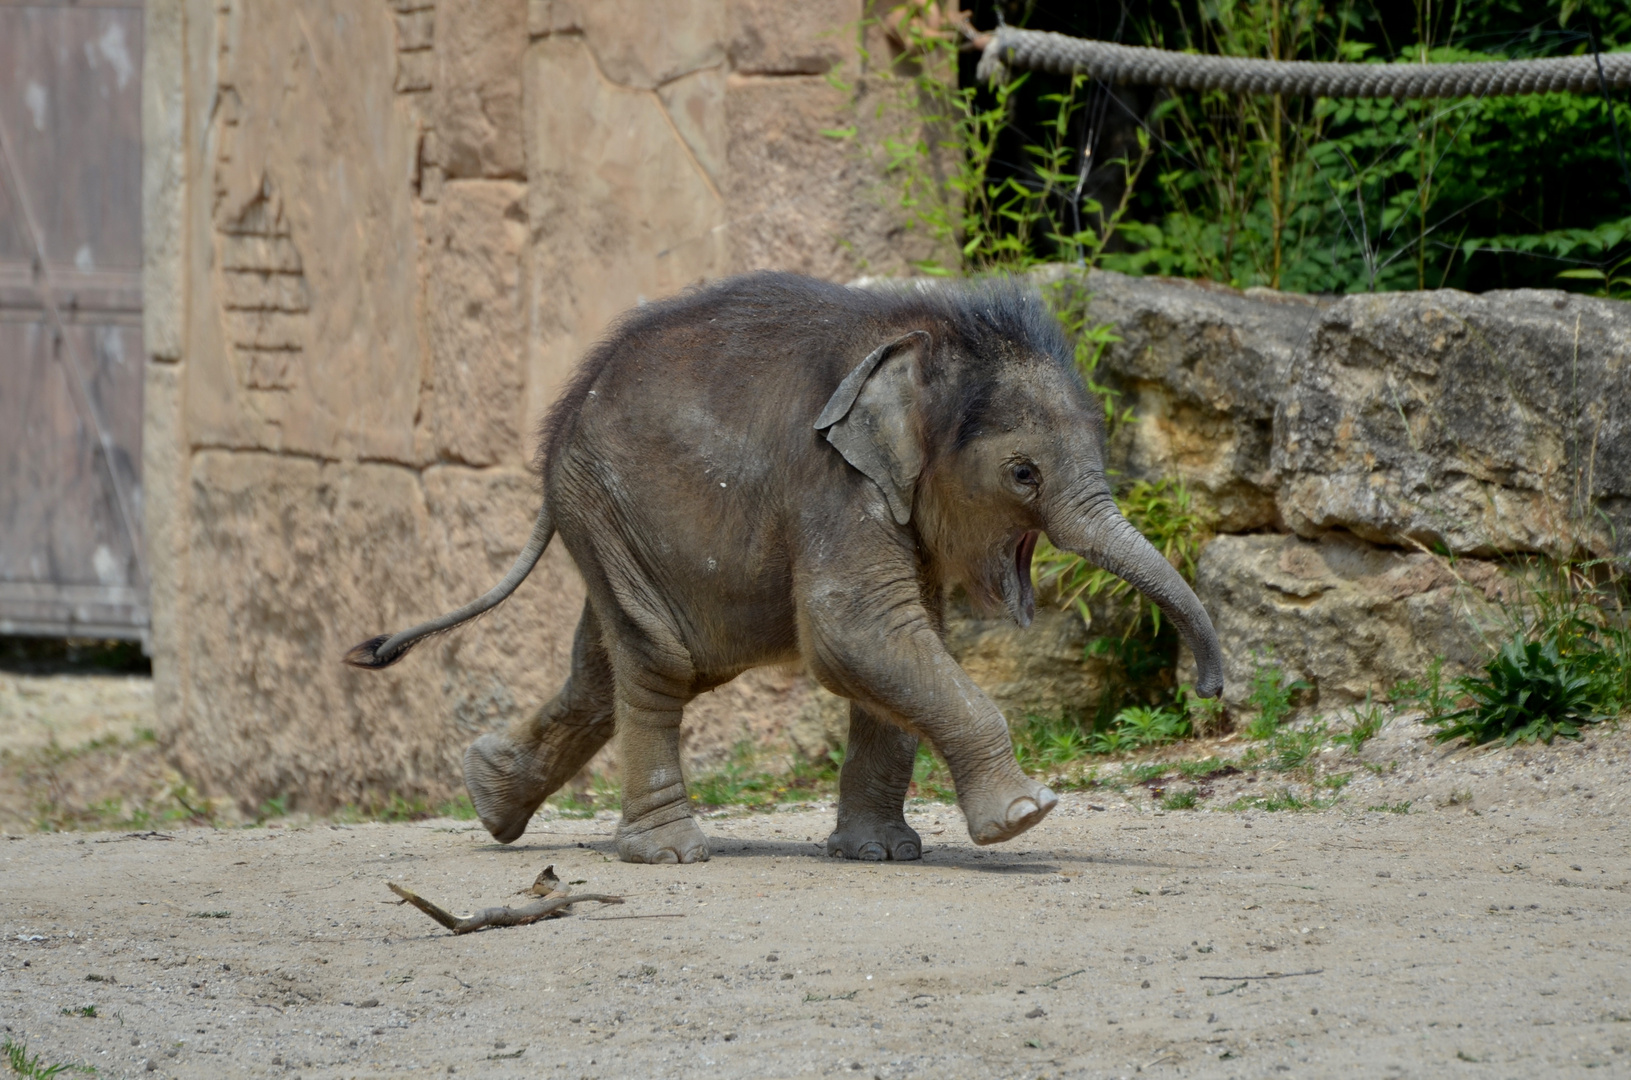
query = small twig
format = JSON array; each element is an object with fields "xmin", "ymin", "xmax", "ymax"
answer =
[
  {"xmin": 1038, "ymin": 968, "xmax": 1087, "ymax": 988},
  {"xmin": 581, "ymin": 913, "xmax": 688, "ymax": 921},
  {"xmin": 1198, "ymin": 969, "xmax": 1323, "ymax": 981},
  {"xmin": 387, "ymin": 865, "xmax": 623, "ymax": 935}
]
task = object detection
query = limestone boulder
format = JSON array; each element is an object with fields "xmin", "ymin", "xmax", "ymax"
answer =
[
  {"xmin": 1273, "ymin": 289, "xmax": 1631, "ymax": 560},
  {"xmin": 1190, "ymin": 532, "xmax": 1508, "ymax": 714},
  {"xmin": 1063, "ymin": 269, "xmax": 1330, "ymax": 532}
]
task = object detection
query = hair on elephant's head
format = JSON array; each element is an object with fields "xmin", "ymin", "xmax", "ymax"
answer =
[{"xmin": 817, "ymin": 279, "xmax": 1224, "ymax": 698}]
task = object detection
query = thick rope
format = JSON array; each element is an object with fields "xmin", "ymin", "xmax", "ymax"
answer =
[{"xmin": 977, "ymin": 28, "xmax": 1631, "ymax": 98}]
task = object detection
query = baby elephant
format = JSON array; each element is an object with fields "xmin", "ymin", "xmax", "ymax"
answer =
[{"xmin": 346, "ymin": 273, "xmax": 1223, "ymax": 863}]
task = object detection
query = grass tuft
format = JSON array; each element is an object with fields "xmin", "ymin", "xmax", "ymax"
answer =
[
  {"xmin": 3, "ymin": 1037, "xmax": 95, "ymax": 1078},
  {"xmin": 1226, "ymin": 789, "xmax": 1333, "ymax": 813},
  {"xmin": 1159, "ymin": 789, "xmax": 1200, "ymax": 810}
]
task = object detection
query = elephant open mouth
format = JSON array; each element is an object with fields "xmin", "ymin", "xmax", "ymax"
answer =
[{"xmin": 1008, "ymin": 529, "xmax": 1039, "ymax": 627}]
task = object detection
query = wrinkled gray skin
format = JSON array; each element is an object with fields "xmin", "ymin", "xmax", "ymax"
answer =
[{"xmin": 347, "ymin": 273, "xmax": 1224, "ymax": 864}]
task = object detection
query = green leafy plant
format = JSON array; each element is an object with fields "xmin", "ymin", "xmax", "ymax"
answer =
[
  {"xmin": 1013, "ymin": 714, "xmax": 1092, "ymax": 772},
  {"xmin": 1122, "ymin": 761, "xmax": 1171, "ymax": 785},
  {"xmin": 1178, "ymin": 683, "xmax": 1228, "ymax": 738},
  {"xmin": 1333, "ymin": 692, "xmax": 1385, "ymax": 750},
  {"xmin": 911, "ymin": 743, "xmax": 957, "ymax": 803},
  {"xmin": 1113, "ymin": 705, "xmax": 1191, "ymax": 748},
  {"xmin": 1366, "ymin": 801, "xmax": 1413, "ymax": 814},
  {"xmin": 1430, "ymin": 635, "xmax": 1608, "ymax": 746},
  {"xmin": 1242, "ymin": 655, "xmax": 1311, "ymax": 740},
  {"xmin": 1261, "ymin": 722, "xmax": 1329, "ymax": 773}
]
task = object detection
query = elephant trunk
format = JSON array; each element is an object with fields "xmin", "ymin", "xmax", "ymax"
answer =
[{"xmin": 1049, "ymin": 488, "xmax": 1225, "ymax": 699}]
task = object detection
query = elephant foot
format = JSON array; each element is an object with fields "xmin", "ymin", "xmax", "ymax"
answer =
[
  {"xmin": 963, "ymin": 778, "xmax": 1058, "ymax": 846},
  {"xmin": 617, "ymin": 813, "xmax": 710, "ymax": 864},
  {"xmin": 463, "ymin": 733, "xmax": 552, "ymax": 844},
  {"xmin": 826, "ymin": 818, "xmax": 922, "ymax": 861}
]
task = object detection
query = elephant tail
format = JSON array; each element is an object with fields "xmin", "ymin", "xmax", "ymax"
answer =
[{"xmin": 343, "ymin": 501, "xmax": 555, "ymax": 670}]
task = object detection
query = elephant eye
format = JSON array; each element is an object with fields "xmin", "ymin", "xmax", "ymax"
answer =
[{"xmin": 1010, "ymin": 462, "xmax": 1039, "ymax": 488}]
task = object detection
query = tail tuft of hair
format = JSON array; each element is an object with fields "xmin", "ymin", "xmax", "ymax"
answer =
[{"xmin": 343, "ymin": 634, "xmax": 403, "ymax": 670}]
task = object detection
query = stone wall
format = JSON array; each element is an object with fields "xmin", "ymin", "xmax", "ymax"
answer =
[
  {"xmin": 1071, "ymin": 270, "xmax": 1630, "ymax": 712},
  {"xmin": 140, "ymin": 0, "xmax": 942, "ymax": 813}
]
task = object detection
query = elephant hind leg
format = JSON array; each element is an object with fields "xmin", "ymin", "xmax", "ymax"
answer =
[
  {"xmin": 826, "ymin": 702, "xmax": 922, "ymax": 862},
  {"xmin": 463, "ymin": 603, "xmax": 615, "ymax": 844}
]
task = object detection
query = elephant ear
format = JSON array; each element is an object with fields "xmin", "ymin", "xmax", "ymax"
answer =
[{"xmin": 814, "ymin": 331, "xmax": 931, "ymax": 526}]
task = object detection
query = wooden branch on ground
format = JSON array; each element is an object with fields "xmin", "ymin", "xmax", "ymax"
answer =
[{"xmin": 387, "ymin": 865, "xmax": 623, "ymax": 935}]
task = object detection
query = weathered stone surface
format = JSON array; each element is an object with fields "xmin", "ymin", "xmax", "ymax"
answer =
[
  {"xmin": 1190, "ymin": 532, "xmax": 1507, "ymax": 713},
  {"xmin": 658, "ymin": 65, "xmax": 728, "ymax": 191},
  {"xmin": 581, "ymin": 0, "xmax": 725, "ymax": 89},
  {"xmin": 728, "ymin": 0, "xmax": 857, "ymax": 74},
  {"xmin": 523, "ymin": 34, "xmax": 726, "ymax": 431},
  {"xmin": 169, "ymin": 452, "xmax": 448, "ymax": 811},
  {"xmin": 1274, "ymin": 289, "xmax": 1631, "ymax": 561},
  {"xmin": 434, "ymin": 0, "xmax": 526, "ymax": 179},
  {"xmin": 141, "ymin": 0, "xmax": 185, "ymax": 363},
  {"xmin": 416, "ymin": 182, "xmax": 528, "ymax": 467},
  {"xmin": 140, "ymin": 361, "xmax": 185, "ymax": 723},
  {"xmin": 724, "ymin": 73, "xmax": 925, "ymax": 281},
  {"xmin": 183, "ymin": 0, "xmax": 423, "ymax": 463},
  {"xmin": 1065, "ymin": 269, "xmax": 1330, "ymax": 532},
  {"xmin": 943, "ymin": 595, "xmax": 1110, "ymax": 724},
  {"xmin": 419, "ymin": 466, "xmax": 585, "ymax": 737}
]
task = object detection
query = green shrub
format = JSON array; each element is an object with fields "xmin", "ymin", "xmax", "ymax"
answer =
[
  {"xmin": 1431, "ymin": 635, "xmax": 1609, "ymax": 747},
  {"xmin": 1242, "ymin": 656, "xmax": 1311, "ymax": 740}
]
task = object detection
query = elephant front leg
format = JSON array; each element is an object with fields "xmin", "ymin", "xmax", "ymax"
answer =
[
  {"xmin": 809, "ymin": 612, "xmax": 1057, "ymax": 848},
  {"xmin": 827, "ymin": 702, "xmax": 922, "ymax": 861}
]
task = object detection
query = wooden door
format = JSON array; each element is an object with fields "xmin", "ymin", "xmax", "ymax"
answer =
[{"xmin": 0, "ymin": 0, "xmax": 147, "ymax": 642}]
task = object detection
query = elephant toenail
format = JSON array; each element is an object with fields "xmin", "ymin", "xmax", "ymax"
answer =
[
  {"xmin": 895, "ymin": 843, "xmax": 920, "ymax": 861},
  {"xmin": 1007, "ymin": 797, "xmax": 1039, "ymax": 825},
  {"xmin": 857, "ymin": 842, "xmax": 887, "ymax": 861}
]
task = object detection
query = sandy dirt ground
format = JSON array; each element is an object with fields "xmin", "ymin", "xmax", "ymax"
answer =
[{"xmin": 3, "ymin": 716, "xmax": 1630, "ymax": 1080}]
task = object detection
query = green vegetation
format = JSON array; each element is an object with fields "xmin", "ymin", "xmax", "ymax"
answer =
[
  {"xmin": 874, "ymin": 2, "xmax": 1631, "ymax": 296},
  {"xmin": 1333, "ymin": 693, "xmax": 1385, "ymax": 750},
  {"xmin": 910, "ymin": 743, "xmax": 958, "ymax": 803},
  {"xmin": 1367, "ymin": 801, "xmax": 1413, "ymax": 814},
  {"xmin": 1389, "ymin": 656, "xmax": 1455, "ymax": 724},
  {"xmin": 1176, "ymin": 757, "xmax": 1235, "ymax": 780},
  {"xmin": 688, "ymin": 742, "xmax": 842, "ymax": 810},
  {"xmin": 1431, "ymin": 635, "xmax": 1608, "ymax": 747},
  {"xmin": 1159, "ymin": 789, "xmax": 1200, "ymax": 810},
  {"xmin": 1242, "ymin": 655, "xmax": 1311, "ymax": 740},
  {"xmin": 3, "ymin": 1037, "xmax": 94, "ymax": 1078},
  {"xmin": 1226, "ymin": 788, "xmax": 1333, "ymax": 813}
]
